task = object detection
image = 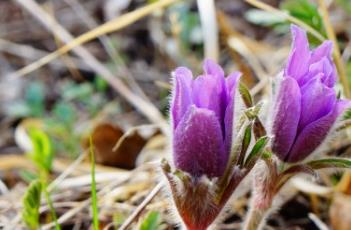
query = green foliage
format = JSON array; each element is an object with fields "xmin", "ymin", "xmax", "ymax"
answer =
[
  {"xmin": 170, "ymin": 3, "xmax": 203, "ymax": 55},
  {"xmin": 139, "ymin": 211, "xmax": 161, "ymax": 230},
  {"xmin": 52, "ymin": 102, "xmax": 76, "ymax": 126},
  {"xmin": 9, "ymin": 81, "xmax": 45, "ymax": 117},
  {"xmin": 28, "ymin": 128, "xmax": 54, "ymax": 173},
  {"xmin": 245, "ymin": 0, "xmax": 324, "ymax": 45},
  {"xmin": 19, "ymin": 170, "xmax": 38, "ymax": 183},
  {"xmin": 282, "ymin": 0, "xmax": 324, "ymax": 32},
  {"xmin": 25, "ymin": 82, "xmax": 45, "ymax": 117},
  {"xmin": 282, "ymin": 0, "xmax": 325, "ymax": 45},
  {"xmin": 22, "ymin": 180, "xmax": 42, "ymax": 230},
  {"xmin": 94, "ymin": 76, "xmax": 108, "ymax": 92},
  {"xmin": 336, "ymin": 0, "xmax": 351, "ymax": 14}
]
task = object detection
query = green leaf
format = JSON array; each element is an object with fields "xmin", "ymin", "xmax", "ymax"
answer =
[
  {"xmin": 245, "ymin": 9, "xmax": 286, "ymax": 26},
  {"xmin": 28, "ymin": 128, "xmax": 54, "ymax": 173},
  {"xmin": 239, "ymin": 82, "xmax": 253, "ymax": 107},
  {"xmin": 139, "ymin": 211, "xmax": 161, "ymax": 230},
  {"xmin": 22, "ymin": 180, "xmax": 42, "ymax": 230},
  {"xmin": 306, "ymin": 158, "xmax": 351, "ymax": 170},
  {"xmin": 244, "ymin": 136, "xmax": 269, "ymax": 169}
]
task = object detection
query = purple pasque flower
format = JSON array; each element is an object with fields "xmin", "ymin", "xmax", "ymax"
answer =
[
  {"xmin": 171, "ymin": 59, "xmax": 241, "ymax": 177},
  {"xmin": 271, "ymin": 25, "xmax": 350, "ymax": 163}
]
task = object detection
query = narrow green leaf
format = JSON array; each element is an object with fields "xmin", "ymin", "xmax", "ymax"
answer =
[
  {"xmin": 275, "ymin": 164, "xmax": 316, "ymax": 193},
  {"xmin": 22, "ymin": 180, "xmax": 42, "ymax": 230},
  {"xmin": 244, "ymin": 136, "xmax": 269, "ymax": 169},
  {"xmin": 139, "ymin": 211, "xmax": 161, "ymax": 230},
  {"xmin": 306, "ymin": 158, "xmax": 351, "ymax": 170},
  {"xmin": 239, "ymin": 82, "xmax": 253, "ymax": 107},
  {"xmin": 89, "ymin": 136, "xmax": 99, "ymax": 230},
  {"xmin": 237, "ymin": 124, "xmax": 252, "ymax": 167}
]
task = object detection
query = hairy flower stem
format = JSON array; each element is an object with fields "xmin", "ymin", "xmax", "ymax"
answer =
[
  {"xmin": 243, "ymin": 159, "xmax": 277, "ymax": 230},
  {"xmin": 243, "ymin": 207, "xmax": 269, "ymax": 230},
  {"xmin": 162, "ymin": 162, "xmax": 248, "ymax": 230}
]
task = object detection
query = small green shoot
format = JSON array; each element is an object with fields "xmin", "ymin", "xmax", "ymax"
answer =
[
  {"xmin": 22, "ymin": 180, "xmax": 42, "ymax": 230},
  {"xmin": 139, "ymin": 211, "xmax": 161, "ymax": 230},
  {"xmin": 89, "ymin": 136, "xmax": 99, "ymax": 230},
  {"xmin": 28, "ymin": 128, "xmax": 54, "ymax": 173}
]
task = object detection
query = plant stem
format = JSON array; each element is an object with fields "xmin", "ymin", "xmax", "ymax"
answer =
[
  {"xmin": 243, "ymin": 206, "xmax": 269, "ymax": 230},
  {"xmin": 89, "ymin": 136, "xmax": 99, "ymax": 230},
  {"xmin": 44, "ymin": 187, "xmax": 61, "ymax": 230},
  {"xmin": 40, "ymin": 172, "xmax": 61, "ymax": 230}
]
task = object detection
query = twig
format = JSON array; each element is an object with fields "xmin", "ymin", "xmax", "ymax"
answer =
[
  {"xmin": 13, "ymin": 0, "xmax": 180, "ymax": 78},
  {"xmin": 63, "ymin": 0, "xmax": 149, "ymax": 99},
  {"xmin": 0, "ymin": 38, "xmax": 91, "ymax": 71},
  {"xmin": 48, "ymin": 152, "xmax": 86, "ymax": 192},
  {"xmin": 318, "ymin": 0, "xmax": 351, "ymax": 98},
  {"xmin": 119, "ymin": 182, "xmax": 163, "ymax": 230},
  {"xmin": 197, "ymin": 0, "xmax": 219, "ymax": 61},
  {"xmin": 14, "ymin": 0, "xmax": 169, "ymax": 134}
]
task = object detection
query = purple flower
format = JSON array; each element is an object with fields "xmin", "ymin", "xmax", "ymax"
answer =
[
  {"xmin": 271, "ymin": 25, "xmax": 350, "ymax": 163},
  {"xmin": 171, "ymin": 59, "xmax": 241, "ymax": 177}
]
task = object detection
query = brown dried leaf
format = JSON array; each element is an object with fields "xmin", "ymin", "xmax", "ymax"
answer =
[{"xmin": 83, "ymin": 123, "xmax": 147, "ymax": 169}]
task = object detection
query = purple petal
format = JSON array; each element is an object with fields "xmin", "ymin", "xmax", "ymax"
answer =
[
  {"xmin": 310, "ymin": 41, "xmax": 333, "ymax": 63},
  {"xmin": 171, "ymin": 67, "xmax": 193, "ymax": 129},
  {"xmin": 271, "ymin": 76, "xmax": 301, "ymax": 161},
  {"xmin": 285, "ymin": 25, "xmax": 311, "ymax": 83},
  {"xmin": 192, "ymin": 74, "xmax": 226, "ymax": 125},
  {"xmin": 173, "ymin": 106, "xmax": 226, "ymax": 177},
  {"xmin": 287, "ymin": 101, "xmax": 339, "ymax": 162},
  {"xmin": 298, "ymin": 77, "xmax": 336, "ymax": 131},
  {"xmin": 224, "ymin": 72, "xmax": 241, "ymax": 153},
  {"xmin": 203, "ymin": 59, "xmax": 225, "ymax": 79},
  {"xmin": 309, "ymin": 57, "xmax": 335, "ymax": 87}
]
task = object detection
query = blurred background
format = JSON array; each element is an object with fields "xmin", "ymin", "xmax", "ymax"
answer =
[{"xmin": 1, "ymin": 0, "xmax": 351, "ymax": 229}]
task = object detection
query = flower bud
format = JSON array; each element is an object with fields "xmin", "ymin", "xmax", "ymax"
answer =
[
  {"xmin": 271, "ymin": 25, "xmax": 350, "ymax": 162},
  {"xmin": 171, "ymin": 59, "xmax": 241, "ymax": 177}
]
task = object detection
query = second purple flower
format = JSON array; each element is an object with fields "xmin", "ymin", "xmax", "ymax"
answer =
[{"xmin": 271, "ymin": 25, "xmax": 349, "ymax": 163}]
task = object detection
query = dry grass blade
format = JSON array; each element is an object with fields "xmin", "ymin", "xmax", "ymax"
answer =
[
  {"xmin": 14, "ymin": 0, "xmax": 169, "ymax": 133},
  {"xmin": 318, "ymin": 0, "xmax": 350, "ymax": 98},
  {"xmin": 197, "ymin": 0, "xmax": 219, "ymax": 61},
  {"xmin": 13, "ymin": 0, "xmax": 180, "ymax": 78},
  {"xmin": 119, "ymin": 182, "xmax": 163, "ymax": 230}
]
